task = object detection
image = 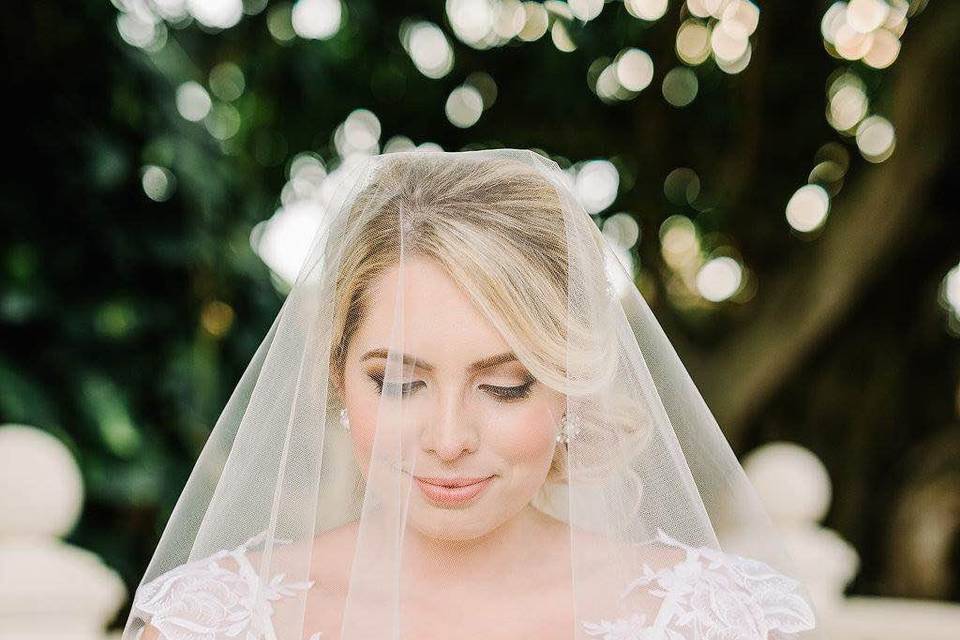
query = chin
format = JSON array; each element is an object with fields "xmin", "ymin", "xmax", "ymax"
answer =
[{"xmin": 407, "ymin": 504, "xmax": 500, "ymax": 541}]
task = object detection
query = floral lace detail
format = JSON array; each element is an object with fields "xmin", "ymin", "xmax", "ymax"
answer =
[
  {"xmin": 132, "ymin": 531, "xmax": 320, "ymax": 640},
  {"xmin": 581, "ymin": 530, "xmax": 816, "ymax": 640}
]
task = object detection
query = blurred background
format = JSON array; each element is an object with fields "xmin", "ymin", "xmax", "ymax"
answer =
[{"xmin": 2, "ymin": 0, "xmax": 959, "ymax": 637}]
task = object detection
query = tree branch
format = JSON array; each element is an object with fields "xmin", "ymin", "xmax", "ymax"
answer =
[{"xmin": 697, "ymin": 2, "xmax": 960, "ymax": 446}]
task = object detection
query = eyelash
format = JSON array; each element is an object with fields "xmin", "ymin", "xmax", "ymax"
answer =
[{"xmin": 368, "ymin": 374, "xmax": 535, "ymax": 401}]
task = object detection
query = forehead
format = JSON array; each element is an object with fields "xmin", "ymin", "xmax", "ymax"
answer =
[{"xmin": 353, "ymin": 257, "xmax": 510, "ymax": 363}]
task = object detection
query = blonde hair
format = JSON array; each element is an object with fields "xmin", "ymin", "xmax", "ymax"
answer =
[{"xmin": 327, "ymin": 153, "xmax": 649, "ymax": 483}]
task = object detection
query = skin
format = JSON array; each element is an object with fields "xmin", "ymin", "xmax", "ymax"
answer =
[{"xmin": 340, "ymin": 256, "xmax": 567, "ymax": 544}]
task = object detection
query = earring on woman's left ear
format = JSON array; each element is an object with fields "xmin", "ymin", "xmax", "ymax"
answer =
[{"xmin": 339, "ymin": 407, "xmax": 351, "ymax": 431}]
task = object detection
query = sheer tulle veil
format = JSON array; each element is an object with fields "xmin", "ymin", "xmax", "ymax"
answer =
[{"xmin": 121, "ymin": 148, "xmax": 823, "ymax": 640}]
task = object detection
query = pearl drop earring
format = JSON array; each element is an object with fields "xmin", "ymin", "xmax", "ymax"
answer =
[
  {"xmin": 339, "ymin": 407, "xmax": 351, "ymax": 431},
  {"xmin": 557, "ymin": 412, "xmax": 578, "ymax": 444}
]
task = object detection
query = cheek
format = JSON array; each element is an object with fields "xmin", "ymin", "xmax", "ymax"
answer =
[
  {"xmin": 348, "ymin": 407, "xmax": 375, "ymax": 470},
  {"xmin": 342, "ymin": 370, "xmax": 381, "ymax": 473},
  {"xmin": 485, "ymin": 402, "xmax": 558, "ymax": 467}
]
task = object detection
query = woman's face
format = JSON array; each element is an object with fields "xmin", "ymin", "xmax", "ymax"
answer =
[{"xmin": 340, "ymin": 256, "xmax": 565, "ymax": 540}]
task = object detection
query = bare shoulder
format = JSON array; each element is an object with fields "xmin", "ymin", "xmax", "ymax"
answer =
[
  {"xmin": 630, "ymin": 534, "xmax": 688, "ymax": 569},
  {"xmin": 312, "ymin": 519, "xmax": 360, "ymax": 557},
  {"xmin": 568, "ymin": 525, "xmax": 686, "ymax": 569},
  {"xmin": 225, "ymin": 523, "xmax": 358, "ymax": 595},
  {"xmin": 296, "ymin": 521, "xmax": 361, "ymax": 637},
  {"xmin": 308, "ymin": 520, "xmax": 360, "ymax": 590}
]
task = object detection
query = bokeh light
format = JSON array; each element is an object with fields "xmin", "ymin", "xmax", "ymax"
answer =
[
  {"xmin": 445, "ymin": 85, "xmax": 485, "ymax": 128},
  {"xmin": 660, "ymin": 215, "xmax": 700, "ymax": 270},
  {"xmin": 151, "ymin": 0, "xmax": 190, "ymax": 22},
  {"xmin": 175, "ymin": 81, "xmax": 212, "ymax": 122},
  {"xmin": 697, "ymin": 256, "xmax": 743, "ymax": 302},
  {"xmin": 662, "ymin": 67, "xmax": 699, "ymax": 107},
  {"xmin": 625, "ymin": 0, "xmax": 669, "ymax": 21},
  {"xmin": 711, "ymin": 19, "xmax": 749, "ymax": 63},
  {"xmin": 187, "ymin": 0, "xmax": 243, "ymax": 30},
  {"xmin": 287, "ymin": 153, "xmax": 327, "ymax": 203},
  {"xmin": 251, "ymin": 201, "xmax": 322, "ymax": 286},
  {"xmin": 863, "ymin": 27, "xmax": 901, "ymax": 69},
  {"xmin": 716, "ymin": 44, "xmax": 752, "ymax": 74},
  {"xmin": 267, "ymin": 3, "xmax": 297, "ymax": 43},
  {"xmin": 570, "ymin": 0, "xmax": 604, "ymax": 22},
  {"xmin": 940, "ymin": 261, "xmax": 960, "ymax": 330},
  {"xmin": 518, "ymin": 2, "xmax": 549, "ymax": 41},
  {"xmin": 846, "ymin": 0, "xmax": 888, "ymax": 33},
  {"xmin": 616, "ymin": 48, "xmax": 655, "ymax": 92},
  {"xmin": 446, "ymin": 0, "xmax": 526, "ymax": 48},
  {"xmin": 591, "ymin": 48, "xmax": 656, "ymax": 103},
  {"xmin": 204, "ymin": 103, "xmax": 242, "ymax": 141},
  {"xmin": 200, "ymin": 300, "xmax": 235, "ymax": 338},
  {"xmin": 550, "ymin": 20, "xmax": 576, "ymax": 53},
  {"xmin": 292, "ymin": 0, "xmax": 343, "ymax": 40},
  {"xmin": 383, "ymin": 136, "xmax": 419, "ymax": 153},
  {"xmin": 447, "ymin": 0, "xmax": 495, "ymax": 46},
  {"xmin": 466, "ymin": 71, "xmax": 498, "ymax": 109},
  {"xmin": 209, "ymin": 63, "xmax": 245, "ymax": 102},
  {"xmin": 676, "ymin": 20, "xmax": 712, "ymax": 66},
  {"xmin": 116, "ymin": 9, "xmax": 166, "ymax": 51},
  {"xmin": 721, "ymin": 0, "xmax": 760, "ymax": 38},
  {"xmin": 664, "ymin": 168, "xmax": 701, "ymax": 206},
  {"xmin": 827, "ymin": 72, "xmax": 869, "ymax": 132},
  {"xmin": 575, "ymin": 160, "xmax": 620, "ymax": 214},
  {"xmin": 809, "ymin": 142, "xmax": 851, "ymax": 196},
  {"xmin": 334, "ymin": 108, "xmax": 382, "ymax": 158},
  {"xmin": 686, "ymin": 0, "xmax": 709, "ymax": 19},
  {"xmin": 401, "ymin": 20, "xmax": 455, "ymax": 79},
  {"xmin": 141, "ymin": 165, "xmax": 176, "ymax": 202},
  {"xmin": 602, "ymin": 212, "xmax": 641, "ymax": 250},
  {"xmin": 856, "ymin": 114, "xmax": 896, "ymax": 162},
  {"xmin": 786, "ymin": 184, "xmax": 831, "ymax": 233}
]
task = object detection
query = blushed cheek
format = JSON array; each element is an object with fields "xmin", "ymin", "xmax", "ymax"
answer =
[
  {"xmin": 491, "ymin": 405, "xmax": 557, "ymax": 469},
  {"xmin": 345, "ymin": 390, "xmax": 411, "ymax": 478}
]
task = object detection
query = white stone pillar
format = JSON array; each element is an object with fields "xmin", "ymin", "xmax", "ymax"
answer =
[
  {"xmin": 742, "ymin": 441, "xmax": 859, "ymax": 626},
  {"xmin": 0, "ymin": 424, "xmax": 126, "ymax": 640},
  {"xmin": 744, "ymin": 441, "xmax": 960, "ymax": 639}
]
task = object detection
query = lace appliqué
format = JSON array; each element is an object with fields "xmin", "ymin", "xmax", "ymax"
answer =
[
  {"xmin": 132, "ymin": 531, "xmax": 319, "ymax": 640},
  {"xmin": 581, "ymin": 530, "xmax": 817, "ymax": 640}
]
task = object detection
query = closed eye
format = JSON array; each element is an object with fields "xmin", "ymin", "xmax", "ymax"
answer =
[
  {"xmin": 368, "ymin": 373, "xmax": 424, "ymax": 397},
  {"xmin": 480, "ymin": 379, "xmax": 535, "ymax": 401}
]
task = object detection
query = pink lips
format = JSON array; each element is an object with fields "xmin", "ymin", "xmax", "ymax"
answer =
[{"xmin": 414, "ymin": 475, "xmax": 494, "ymax": 506}]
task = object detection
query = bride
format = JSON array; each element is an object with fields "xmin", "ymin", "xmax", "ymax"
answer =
[{"xmin": 123, "ymin": 149, "xmax": 820, "ymax": 639}]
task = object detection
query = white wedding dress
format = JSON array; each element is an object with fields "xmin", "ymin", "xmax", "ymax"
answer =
[{"xmin": 131, "ymin": 530, "xmax": 816, "ymax": 640}]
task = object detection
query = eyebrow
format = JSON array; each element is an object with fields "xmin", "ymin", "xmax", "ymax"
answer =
[{"xmin": 360, "ymin": 349, "xmax": 519, "ymax": 373}]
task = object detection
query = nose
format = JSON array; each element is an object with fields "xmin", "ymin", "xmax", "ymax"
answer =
[{"xmin": 419, "ymin": 392, "xmax": 479, "ymax": 461}]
